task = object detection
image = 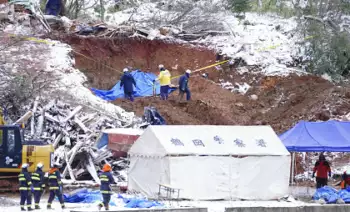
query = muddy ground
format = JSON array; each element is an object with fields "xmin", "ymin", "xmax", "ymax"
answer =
[{"xmin": 57, "ymin": 34, "xmax": 350, "ymax": 136}]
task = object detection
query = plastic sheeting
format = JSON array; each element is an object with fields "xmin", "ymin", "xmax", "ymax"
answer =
[
  {"xmin": 129, "ymin": 125, "xmax": 290, "ymax": 157},
  {"xmin": 128, "ymin": 155, "xmax": 290, "ymax": 200},
  {"xmin": 313, "ymin": 186, "xmax": 350, "ymax": 203},
  {"xmin": 63, "ymin": 189, "xmax": 164, "ymax": 208},
  {"xmin": 91, "ymin": 70, "xmax": 176, "ymax": 101},
  {"xmin": 279, "ymin": 120, "xmax": 350, "ymax": 152},
  {"xmin": 143, "ymin": 107, "xmax": 166, "ymax": 125}
]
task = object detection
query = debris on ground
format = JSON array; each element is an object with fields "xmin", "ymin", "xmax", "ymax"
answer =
[{"xmin": 22, "ymin": 98, "xmax": 134, "ymax": 185}]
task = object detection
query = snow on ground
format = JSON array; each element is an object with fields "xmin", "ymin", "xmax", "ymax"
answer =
[
  {"xmin": 105, "ymin": 2, "xmax": 307, "ymax": 77},
  {"xmin": 0, "ymin": 198, "xmax": 320, "ymax": 212},
  {"xmin": 197, "ymin": 12, "xmax": 308, "ymax": 77},
  {"xmin": 0, "ymin": 32, "xmax": 136, "ymax": 124}
]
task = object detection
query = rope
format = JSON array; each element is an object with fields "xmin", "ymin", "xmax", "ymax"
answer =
[{"xmin": 3, "ymin": 33, "xmax": 230, "ymax": 88}]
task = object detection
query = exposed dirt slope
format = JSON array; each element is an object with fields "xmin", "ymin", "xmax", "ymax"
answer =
[{"xmin": 59, "ymin": 34, "xmax": 350, "ymax": 133}]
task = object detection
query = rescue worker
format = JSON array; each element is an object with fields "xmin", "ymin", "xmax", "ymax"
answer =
[
  {"xmin": 120, "ymin": 68, "xmax": 136, "ymax": 102},
  {"xmin": 47, "ymin": 163, "xmax": 65, "ymax": 209},
  {"xmin": 155, "ymin": 64, "xmax": 171, "ymax": 100},
  {"xmin": 312, "ymin": 153, "xmax": 331, "ymax": 189},
  {"xmin": 179, "ymin": 69, "xmax": 191, "ymax": 102},
  {"xmin": 19, "ymin": 163, "xmax": 33, "ymax": 211},
  {"xmin": 98, "ymin": 164, "xmax": 116, "ymax": 211},
  {"xmin": 341, "ymin": 168, "xmax": 350, "ymax": 189},
  {"xmin": 32, "ymin": 163, "xmax": 45, "ymax": 209}
]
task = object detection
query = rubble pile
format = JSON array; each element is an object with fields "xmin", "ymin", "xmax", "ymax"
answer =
[{"xmin": 24, "ymin": 97, "xmax": 132, "ymax": 186}]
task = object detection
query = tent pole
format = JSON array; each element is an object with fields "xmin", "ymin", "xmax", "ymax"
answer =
[{"xmin": 291, "ymin": 152, "xmax": 295, "ymax": 185}]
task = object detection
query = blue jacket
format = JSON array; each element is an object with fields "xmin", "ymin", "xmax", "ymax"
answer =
[
  {"xmin": 120, "ymin": 72, "xmax": 136, "ymax": 93},
  {"xmin": 99, "ymin": 171, "xmax": 115, "ymax": 194},
  {"xmin": 48, "ymin": 168, "xmax": 62, "ymax": 190},
  {"xmin": 179, "ymin": 74, "xmax": 190, "ymax": 91},
  {"xmin": 32, "ymin": 168, "xmax": 45, "ymax": 189},
  {"xmin": 45, "ymin": 0, "xmax": 61, "ymax": 15},
  {"xmin": 19, "ymin": 168, "xmax": 32, "ymax": 190}
]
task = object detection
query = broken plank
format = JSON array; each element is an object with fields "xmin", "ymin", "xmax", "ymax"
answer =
[
  {"xmin": 30, "ymin": 97, "xmax": 40, "ymax": 136},
  {"xmin": 74, "ymin": 117, "xmax": 91, "ymax": 133},
  {"xmin": 61, "ymin": 106, "xmax": 83, "ymax": 123},
  {"xmin": 14, "ymin": 111, "xmax": 32, "ymax": 125}
]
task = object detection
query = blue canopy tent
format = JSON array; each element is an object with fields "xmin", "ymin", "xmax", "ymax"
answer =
[
  {"xmin": 279, "ymin": 120, "xmax": 350, "ymax": 152},
  {"xmin": 279, "ymin": 120, "xmax": 350, "ymax": 185},
  {"xmin": 91, "ymin": 70, "xmax": 176, "ymax": 101}
]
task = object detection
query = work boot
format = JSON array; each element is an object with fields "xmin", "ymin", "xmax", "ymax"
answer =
[
  {"xmin": 47, "ymin": 205, "xmax": 52, "ymax": 210},
  {"xmin": 61, "ymin": 204, "xmax": 65, "ymax": 209},
  {"xmin": 105, "ymin": 206, "xmax": 109, "ymax": 211},
  {"xmin": 27, "ymin": 207, "xmax": 33, "ymax": 211},
  {"xmin": 21, "ymin": 207, "xmax": 26, "ymax": 211},
  {"xmin": 97, "ymin": 203, "xmax": 103, "ymax": 211},
  {"xmin": 35, "ymin": 205, "xmax": 40, "ymax": 210}
]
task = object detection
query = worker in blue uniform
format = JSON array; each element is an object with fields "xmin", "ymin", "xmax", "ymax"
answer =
[
  {"xmin": 18, "ymin": 163, "xmax": 33, "ymax": 211},
  {"xmin": 47, "ymin": 163, "xmax": 65, "ymax": 209},
  {"xmin": 98, "ymin": 164, "xmax": 116, "ymax": 211},
  {"xmin": 179, "ymin": 69, "xmax": 192, "ymax": 102},
  {"xmin": 31, "ymin": 163, "xmax": 45, "ymax": 209}
]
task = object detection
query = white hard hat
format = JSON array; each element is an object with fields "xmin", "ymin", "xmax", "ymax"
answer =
[
  {"xmin": 22, "ymin": 163, "xmax": 29, "ymax": 168},
  {"xmin": 123, "ymin": 68, "xmax": 128, "ymax": 72},
  {"xmin": 37, "ymin": 163, "xmax": 44, "ymax": 168},
  {"xmin": 185, "ymin": 69, "xmax": 192, "ymax": 74},
  {"xmin": 158, "ymin": 64, "xmax": 164, "ymax": 69},
  {"xmin": 346, "ymin": 168, "xmax": 350, "ymax": 175}
]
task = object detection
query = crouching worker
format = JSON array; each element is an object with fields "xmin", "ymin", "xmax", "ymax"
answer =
[
  {"xmin": 312, "ymin": 154, "xmax": 331, "ymax": 189},
  {"xmin": 47, "ymin": 163, "xmax": 65, "ymax": 209},
  {"xmin": 179, "ymin": 69, "xmax": 191, "ymax": 102},
  {"xmin": 19, "ymin": 163, "xmax": 33, "ymax": 211},
  {"xmin": 32, "ymin": 163, "xmax": 45, "ymax": 209},
  {"xmin": 341, "ymin": 169, "xmax": 350, "ymax": 189},
  {"xmin": 98, "ymin": 164, "xmax": 116, "ymax": 211}
]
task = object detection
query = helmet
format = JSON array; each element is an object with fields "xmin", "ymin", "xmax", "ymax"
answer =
[
  {"xmin": 346, "ymin": 168, "xmax": 350, "ymax": 175},
  {"xmin": 102, "ymin": 164, "xmax": 112, "ymax": 172},
  {"xmin": 37, "ymin": 163, "xmax": 44, "ymax": 169},
  {"xmin": 185, "ymin": 69, "xmax": 191, "ymax": 74},
  {"xmin": 123, "ymin": 68, "xmax": 128, "ymax": 72},
  {"xmin": 158, "ymin": 64, "xmax": 164, "ymax": 69},
  {"xmin": 53, "ymin": 162, "xmax": 62, "ymax": 168},
  {"xmin": 22, "ymin": 163, "xmax": 29, "ymax": 169}
]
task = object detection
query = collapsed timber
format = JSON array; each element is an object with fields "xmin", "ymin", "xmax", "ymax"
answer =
[{"xmin": 23, "ymin": 98, "xmax": 132, "ymax": 188}]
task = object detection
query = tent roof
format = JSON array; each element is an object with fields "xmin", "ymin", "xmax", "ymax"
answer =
[
  {"xmin": 128, "ymin": 125, "xmax": 290, "ymax": 156},
  {"xmin": 279, "ymin": 120, "xmax": 350, "ymax": 152}
]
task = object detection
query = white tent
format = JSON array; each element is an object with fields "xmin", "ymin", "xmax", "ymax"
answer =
[{"xmin": 128, "ymin": 125, "xmax": 290, "ymax": 200}]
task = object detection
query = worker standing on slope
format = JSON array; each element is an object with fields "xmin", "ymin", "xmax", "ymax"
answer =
[
  {"xmin": 120, "ymin": 68, "xmax": 136, "ymax": 102},
  {"xmin": 312, "ymin": 153, "xmax": 331, "ymax": 189},
  {"xmin": 19, "ymin": 163, "xmax": 33, "ymax": 211},
  {"xmin": 98, "ymin": 164, "xmax": 116, "ymax": 211},
  {"xmin": 155, "ymin": 64, "xmax": 171, "ymax": 100},
  {"xmin": 179, "ymin": 69, "xmax": 191, "ymax": 102},
  {"xmin": 32, "ymin": 163, "xmax": 45, "ymax": 209},
  {"xmin": 47, "ymin": 163, "xmax": 65, "ymax": 209}
]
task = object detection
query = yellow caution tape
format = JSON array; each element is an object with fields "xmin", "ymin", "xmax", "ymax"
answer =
[{"xmin": 171, "ymin": 60, "xmax": 230, "ymax": 80}]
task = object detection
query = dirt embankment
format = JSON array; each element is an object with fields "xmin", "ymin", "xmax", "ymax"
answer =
[
  {"xmin": 60, "ymin": 35, "xmax": 216, "ymax": 89},
  {"xmin": 59, "ymin": 34, "xmax": 350, "ymax": 133}
]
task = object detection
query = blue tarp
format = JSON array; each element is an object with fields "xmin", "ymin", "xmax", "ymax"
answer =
[
  {"xmin": 279, "ymin": 120, "xmax": 350, "ymax": 152},
  {"xmin": 143, "ymin": 107, "xmax": 166, "ymax": 125},
  {"xmin": 95, "ymin": 133, "xmax": 108, "ymax": 149},
  {"xmin": 63, "ymin": 189, "xmax": 164, "ymax": 208},
  {"xmin": 313, "ymin": 186, "xmax": 350, "ymax": 203},
  {"xmin": 91, "ymin": 70, "xmax": 176, "ymax": 101}
]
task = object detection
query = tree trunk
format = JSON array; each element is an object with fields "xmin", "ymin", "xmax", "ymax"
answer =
[{"xmin": 100, "ymin": 0, "xmax": 104, "ymax": 21}]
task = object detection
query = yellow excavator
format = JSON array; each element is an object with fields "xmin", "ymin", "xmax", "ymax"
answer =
[{"xmin": 0, "ymin": 109, "xmax": 54, "ymax": 191}]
